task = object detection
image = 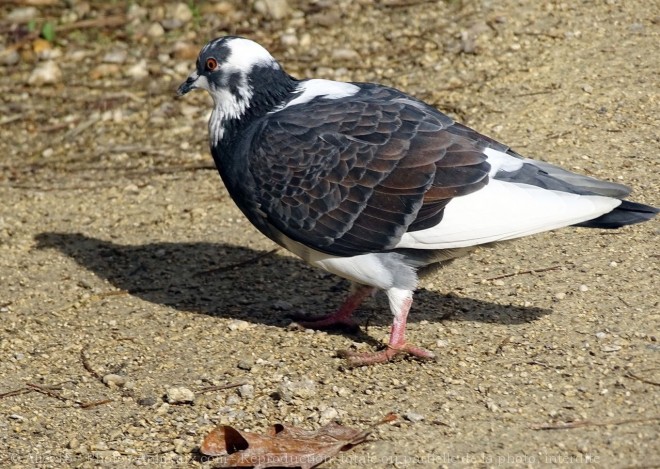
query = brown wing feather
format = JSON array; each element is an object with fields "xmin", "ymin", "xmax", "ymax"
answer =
[{"xmin": 248, "ymin": 86, "xmax": 491, "ymax": 256}]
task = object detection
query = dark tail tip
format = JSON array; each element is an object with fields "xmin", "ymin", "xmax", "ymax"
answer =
[{"xmin": 574, "ymin": 200, "xmax": 659, "ymax": 229}]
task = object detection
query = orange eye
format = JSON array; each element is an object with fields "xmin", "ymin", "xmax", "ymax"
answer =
[{"xmin": 205, "ymin": 57, "xmax": 218, "ymax": 71}]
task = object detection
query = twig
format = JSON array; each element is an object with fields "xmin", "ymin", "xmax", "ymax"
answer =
[
  {"xmin": 26, "ymin": 383, "xmax": 112, "ymax": 409},
  {"xmin": 79, "ymin": 399, "xmax": 114, "ymax": 409},
  {"xmin": 547, "ymin": 130, "xmax": 572, "ymax": 139},
  {"xmin": 81, "ymin": 345, "xmax": 103, "ymax": 382},
  {"xmin": 625, "ymin": 370, "xmax": 660, "ymax": 387},
  {"xmin": 56, "ymin": 15, "xmax": 128, "ymax": 33},
  {"xmin": 2, "ymin": 0, "xmax": 59, "ymax": 5},
  {"xmin": 381, "ymin": 0, "xmax": 438, "ymax": 8},
  {"xmin": 526, "ymin": 360, "xmax": 551, "ymax": 368},
  {"xmin": 531, "ymin": 416, "xmax": 660, "ymax": 431},
  {"xmin": 95, "ymin": 144, "xmax": 172, "ymax": 158},
  {"xmin": 516, "ymin": 31, "xmax": 564, "ymax": 40},
  {"xmin": 482, "ymin": 265, "xmax": 563, "ymax": 282},
  {"xmin": 0, "ymin": 388, "xmax": 32, "ymax": 399},
  {"xmin": 0, "ymin": 115, "xmax": 24, "ymax": 126},
  {"xmin": 195, "ymin": 382, "xmax": 248, "ymax": 395},
  {"xmin": 120, "ymin": 164, "xmax": 217, "ymax": 177},
  {"xmin": 26, "ymin": 383, "xmax": 71, "ymax": 404},
  {"xmin": 64, "ymin": 115, "xmax": 100, "ymax": 140},
  {"xmin": 2, "ymin": 382, "xmax": 111, "ymax": 409},
  {"xmin": 618, "ymin": 296, "xmax": 631, "ymax": 307},
  {"xmin": 0, "ymin": 14, "xmax": 122, "ymax": 57},
  {"xmin": 193, "ymin": 248, "xmax": 279, "ymax": 277},
  {"xmin": 494, "ymin": 336, "xmax": 511, "ymax": 355},
  {"xmin": 515, "ymin": 89, "xmax": 556, "ymax": 97}
]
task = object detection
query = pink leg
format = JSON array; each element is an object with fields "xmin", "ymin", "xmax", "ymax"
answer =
[
  {"xmin": 341, "ymin": 289, "xmax": 435, "ymax": 366},
  {"xmin": 292, "ymin": 285, "xmax": 374, "ymax": 329}
]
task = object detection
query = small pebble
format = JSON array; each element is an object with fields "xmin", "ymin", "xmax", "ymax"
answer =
[
  {"xmin": 272, "ymin": 300, "xmax": 292, "ymax": 311},
  {"xmin": 275, "ymin": 378, "xmax": 316, "ymax": 402},
  {"xmin": 161, "ymin": 18, "xmax": 184, "ymax": 30},
  {"xmin": 8, "ymin": 7, "xmax": 38, "ymax": 22},
  {"xmin": 628, "ymin": 23, "xmax": 644, "ymax": 33},
  {"xmin": 102, "ymin": 50, "xmax": 128, "ymax": 64},
  {"xmin": 595, "ymin": 332, "xmax": 607, "ymax": 340},
  {"xmin": 228, "ymin": 319, "xmax": 250, "ymax": 331},
  {"xmin": 166, "ymin": 386, "xmax": 195, "ymax": 404},
  {"xmin": 319, "ymin": 407, "xmax": 338, "ymax": 424},
  {"xmin": 156, "ymin": 403, "xmax": 170, "ymax": 414},
  {"xmin": 253, "ymin": 0, "xmax": 290, "ymax": 20},
  {"xmin": 28, "ymin": 61, "xmax": 62, "ymax": 85},
  {"xmin": 331, "ymin": 48, "xmax": 361, "ymax": 61},
  {"xmin": 554, "ymin": 292, "xmax": 566, "ymax": 300},
  {"xmin": 91, "ymin": 441, "xmax": 109, "ymax": 451},
  {"xmin": 125, "ymin": 59, "xmax": 149, "ymax": 79},
  {"xmin": 280, "ymin": 34, "xmax": 298, "ymax": 47},
  {"xmin": 89, "ymin": 63, "xmax": 121, "ymax": 79},
  {"xmin": 309, "ymin": 11, "xmax": 340, "ymax": 27},
  {"xmin": 404, "ymin": 411, "xmax": 425, "ymax": 423},
  {"xmin": 172, "ymin": 41, "xmax": 199, "ymax": 60},
  {"xmin": 486, "ymin": 401, "xmax": 500, "ymax": 412},
  {"xmin": 147, "ymin": 22, "xmax": 165, "ymax": 38},
  {"xmin": 102, "ymin": 374, "xmax": 127, "ymax": 388},
  {"xmin": 92, "ymin": 450, "xmax": 121, "ymax": 460},
  {"xmin": 237, "ymin": 359, "xmax": 253, "ymax": 370},
  {"xmin": 168, "ymin": 2, "xmax": 193, "ymax": 24},
  {"xmin": 137, "ymin": 396, "xmax": 157, "ymax": 406},
  {"xmin": 0, "ymin": 47, "xmax": 20, "ymax": 66},
  {"xmin": 238, "ymin": 384, "xmax": 254, "ymax": 399},
  {"xmin": 579, "ymin": 284, "xmax": 589, "ymax": 292},
  {"xmin": 601, "ymin": 344, "xmax": 622, "ymax": 352},
  {"xmin": 127, "ymin": 4, "xmax": 147, "ymax": 20},
  {"xmin": 460, "ymin": 31, "xmax": 477, "ymax": 54}
]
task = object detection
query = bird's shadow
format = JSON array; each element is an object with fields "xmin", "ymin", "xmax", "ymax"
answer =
[{"xmin": 33, "ymin": 232, "xmax": 550, "ymax": 335}]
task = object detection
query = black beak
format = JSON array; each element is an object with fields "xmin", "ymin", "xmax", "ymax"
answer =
[{"xmin": 177, "ymin": 74, "xmax": 198, "ymax": 96}]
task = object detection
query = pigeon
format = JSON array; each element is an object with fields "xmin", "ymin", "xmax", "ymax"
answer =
[{"xmin": 177, "ymin": 36, "xmax": 658, "ymax": 365}]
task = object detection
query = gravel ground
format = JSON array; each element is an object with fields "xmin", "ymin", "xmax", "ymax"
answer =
[{"xmin": 1, "ymin": 1, "xmax": 658, "ymax": 468}]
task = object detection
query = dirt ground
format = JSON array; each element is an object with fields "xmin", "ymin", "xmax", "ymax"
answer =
[{"xmin": 1, "ymin": 1, "xmax": 658, "ymax": 467}]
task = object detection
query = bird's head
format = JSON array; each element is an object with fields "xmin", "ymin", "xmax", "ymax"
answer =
[
  {"xmin": 177, "ymin": 36, "xmax": 296, "ymax": 144},
  {"xmin": 177, "ymin": 36, "xmax": 279, "ymax": 107}
]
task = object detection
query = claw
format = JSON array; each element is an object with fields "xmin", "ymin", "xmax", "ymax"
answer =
[{"xmin": 339, "ymin": 343, "xmax": 435, "ymax": 366}]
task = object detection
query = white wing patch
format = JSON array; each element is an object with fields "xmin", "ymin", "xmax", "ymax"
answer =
[
  {"xmin": 484, "ymin": 147, "xmax": 524, "ymax": 176},
  {"xmin": 396, "ymin": 179, "xmax": 621, "ymax": 250},
  {"xmin": 281, "ymin": 79, "xmax": 360, "ymax": 110}
]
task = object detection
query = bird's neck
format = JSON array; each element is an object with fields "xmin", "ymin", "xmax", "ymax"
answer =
[{"xmin": 209, "ymin": 67, "xmax": 299, "ymax": 148}]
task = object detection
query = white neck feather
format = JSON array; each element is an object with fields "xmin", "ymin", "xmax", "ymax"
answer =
[{"xmin": 208, "ymin": 85, "xmax": 253, "ymax": 146}]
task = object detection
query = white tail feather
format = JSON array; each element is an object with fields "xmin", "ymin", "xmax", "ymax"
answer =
[{"xmin": 396, "ymin": 180, "xmax": 621, "ymax": 250}]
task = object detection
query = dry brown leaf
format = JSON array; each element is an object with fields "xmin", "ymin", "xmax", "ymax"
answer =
[{"xmin": 200, "ymin": 416, "xmax": 395, "ymax": 469}]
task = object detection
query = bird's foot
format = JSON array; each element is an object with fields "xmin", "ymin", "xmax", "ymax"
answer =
[
  {"xmin": 289, "ymin": 312, "xmax": 360, "ymax": 332},
  {"xmin": 288, "ymin": 286, "xmax": 374, "ymax": 332},
  {"xmin": 338, "ymin": 343, "xmax": 435, "ymax": 366}
]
